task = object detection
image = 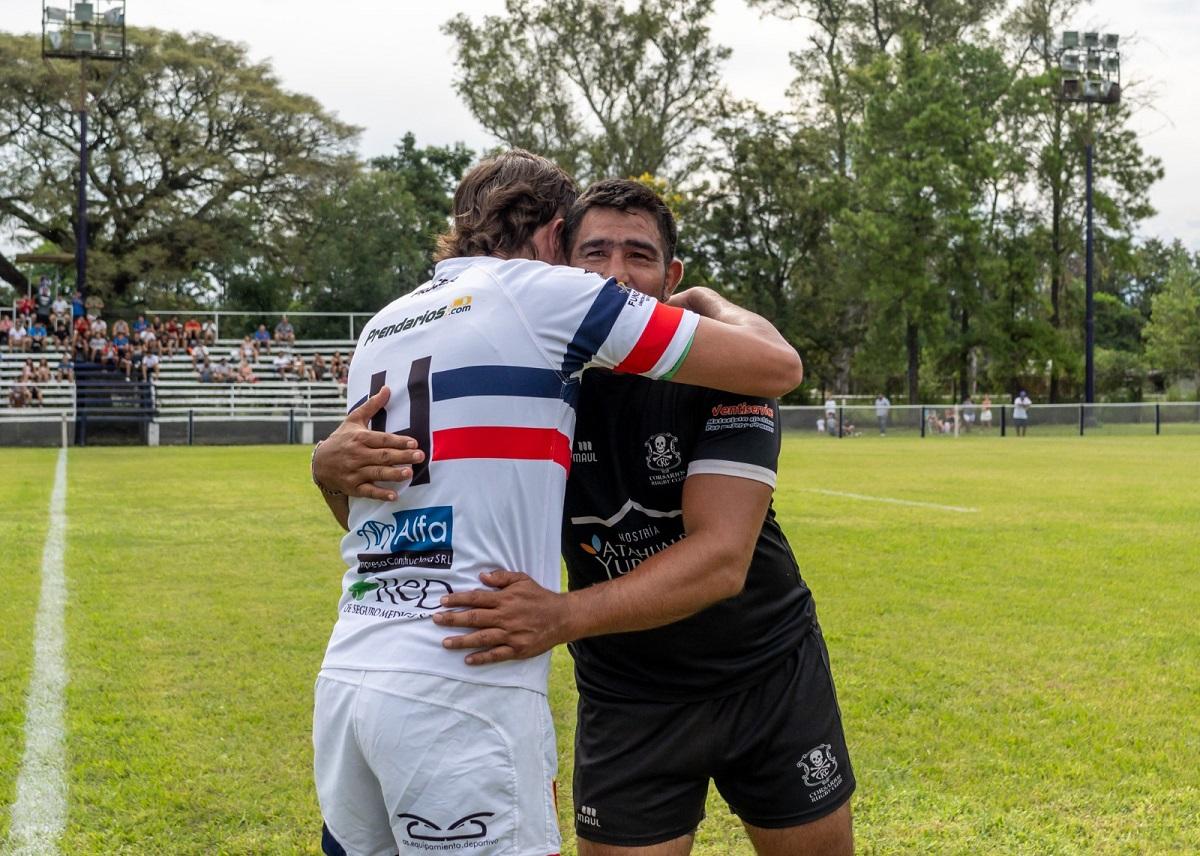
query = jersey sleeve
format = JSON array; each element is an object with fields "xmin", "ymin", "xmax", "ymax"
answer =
[
  {"xmin": 508, "ymin": 262, "xmax": 699, "ymax": 380},
  {"xmin": 687, "ymin": 390, "xmax": 781, "ymax": 489}
]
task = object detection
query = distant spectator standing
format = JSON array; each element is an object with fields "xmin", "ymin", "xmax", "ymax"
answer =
[
  {"xmin": 980, "ymin": 395, "xmax": 993, "ymax": 428},
  {"xmin": 1013, "ymin": 390, "xmax": 1032, "ymax": 436},
  {"xmin": 875, "ymin": 393, "xmax": 891, "ymax": 435},
  {"xmin": 961, "ymin": 396, "xmax": 976, "ymax": 432},
  {"xmin": 274, "ymin": 315, "xmax": 295, "ymax": 346},
  {"xmin": 71, "ymin": 291, "xmax": 85, "ymax": 321},
  {"xmin": 84, "ymin": 293, "xmax": 104, "ymax": 320},
  {"xmin": 34, "ymin": 279, "xmax": 53, "ymax": 325},
  {"xmin": 0, "ymin": 314, "xmax": 11, "ymax": 349}
]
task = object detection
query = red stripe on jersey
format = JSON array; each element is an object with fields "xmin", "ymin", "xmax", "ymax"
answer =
[
  {"xmin": 614, "ymin": 303, "xmax": 684, "ymax": 376},
  {"xmin": 432, "ymin": 426, "xmax": 572, "ymax": 472}
]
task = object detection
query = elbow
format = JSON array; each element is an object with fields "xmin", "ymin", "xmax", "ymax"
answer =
[
  {"xmin": 711, "ymin": 550, "xmax": 753, "ymax": 601},
  {"xmin": 762, "ymin": 347, "xmax": 803, "ymax": 398}
]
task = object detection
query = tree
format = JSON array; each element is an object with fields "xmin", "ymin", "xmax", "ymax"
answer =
[
  {"xmin": 0, "ymin": 28, "xmax": 358, "ymax": 302},
  {"xmin": 443, "ymin": 0, "xmax": 730, "ymax": 184},
  {"xmin": 1143, "ymin": 251, "xmax": 1200, "ymax": 387}
]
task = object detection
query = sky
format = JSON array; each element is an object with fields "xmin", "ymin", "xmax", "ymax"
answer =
[{"xmin": 2, "ymin": 0, "xmax": 1197, "ymax": 250}]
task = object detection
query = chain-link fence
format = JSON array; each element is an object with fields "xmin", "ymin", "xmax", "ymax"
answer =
[{"xmin": 782, "ymin": 402, "xmax": 1200, "ymax": 438}]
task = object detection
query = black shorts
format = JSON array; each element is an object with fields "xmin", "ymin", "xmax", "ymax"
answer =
[{"xmin": 572, "ymin": 628, "xmax": 855, "ymax": 846}]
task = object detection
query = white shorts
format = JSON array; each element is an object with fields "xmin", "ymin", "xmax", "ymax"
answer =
[{"xmin": 314, "ymin": 669, "xmax": 560, "ymax": 856}]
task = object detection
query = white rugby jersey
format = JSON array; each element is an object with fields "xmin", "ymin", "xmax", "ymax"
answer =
[{"xmin": 322, "ymin": 255, "xmax": 700, "ymax": 693}]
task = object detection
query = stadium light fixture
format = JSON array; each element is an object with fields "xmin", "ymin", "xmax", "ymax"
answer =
[
  {"xmin": 1062, "ymin": 31, "xmax": 1079, "ymax": 49},
  {"xmin": 40, "ymin": 0, "xmax": 128, "ymax": 302},
  {"xmin": 1061, "ymin": 53, "xmax": 1081, "ymax": 73},
  {"xmin": 1083, "ymin": 31, "xmax": 1100, "ymax": 48},
  {"xmin": 1103, "ymin": 33, "xmax": 1119, "ymax": 50}
]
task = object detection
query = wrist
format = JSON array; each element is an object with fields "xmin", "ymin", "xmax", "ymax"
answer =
[{"xmin": 310, "ymin": 440, "xmax": 343, "ymax": 496}]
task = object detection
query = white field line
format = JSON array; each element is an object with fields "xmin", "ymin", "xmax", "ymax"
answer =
[
  {"xmin": 5, "ymin": 449, "xmax": 68, "ymax": 856},
  {"xmin": 802, "ymin": 487, "xmax": 979, "ymax": 514}
]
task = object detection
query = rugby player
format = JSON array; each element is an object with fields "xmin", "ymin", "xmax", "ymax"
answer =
[{"xmin": 310, "ymin": 154, "xmax": 803, "ymax": 856}]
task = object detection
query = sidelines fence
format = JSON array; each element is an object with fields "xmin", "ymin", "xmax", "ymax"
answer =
[
  {"xmin": 3, "ymin": 401, "xmax": 1200, "ymax": 447},
  {"xmin": 785, "ymin": 402, "xmax": 1200, "ymax": 438}
]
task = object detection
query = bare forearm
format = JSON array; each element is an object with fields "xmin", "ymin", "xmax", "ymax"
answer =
[
  {"xmin": 323, "ymin": 492, "xmax": 350, "ymax": 531},
  {"xmin": 563, "ymin": 535, "xmax": 745, "ymax": 640},
  {"xmin": 673, "ymin": 287, "xmax": 789, "ymax": 347}
]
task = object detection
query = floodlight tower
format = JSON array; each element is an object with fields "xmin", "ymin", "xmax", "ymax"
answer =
[
  {"xmin": 1056, "ymin": 30, "xmax": 1120, "ymax": 405},
  {"xmin": 41, "ymin": 0, "xmax": 127, "ymax": 300}
]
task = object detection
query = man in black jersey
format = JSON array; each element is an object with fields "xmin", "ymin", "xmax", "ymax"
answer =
[{"xmin": 321, "ymin": 180, "xmax": 854, "ymax": 855}]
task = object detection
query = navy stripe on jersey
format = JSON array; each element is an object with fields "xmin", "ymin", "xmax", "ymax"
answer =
[
  {"xmin": 562, "ymin": 278, "xmax": 628, "ymax": 375},
  {"xmin": 432, "ymin": 365, "xmax": 566, "ymax": 402}
]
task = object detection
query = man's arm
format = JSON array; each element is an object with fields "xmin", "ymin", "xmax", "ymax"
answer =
[
  {"xmin": 311, "ymin": 385, "xmax": 425, "ymax": 531},
  {"xmin": 665, "ymin": 287, "xmax": 802, "ymax": 399},
  {"xmin": 431, "ymin": 473, "xmax": 771, "ymax": 665}
]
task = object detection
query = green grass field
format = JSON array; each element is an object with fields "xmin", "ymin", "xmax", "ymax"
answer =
[{"xmin": 1, "ymin": 436, "xmax": 1198, "ymax": 855}]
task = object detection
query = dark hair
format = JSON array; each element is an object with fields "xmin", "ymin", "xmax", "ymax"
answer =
[
  {"xmin": 434, "ymin": 149, "xmax": 578, "ymax": 262},
  {"xmin": 560, "ymin": 179, "xmax": 679, "ymax": 262}
]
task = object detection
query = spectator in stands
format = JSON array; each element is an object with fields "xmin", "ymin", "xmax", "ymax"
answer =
[
  {"xmin": 272, "ymin": 351, "xmax": 291, "ymax": 379},
  {"xmin": 16, "ymin": 293, "xmax": 34, "ymax": 319},
  {"xmin": 8, "ymin": 382, "xmax": 29, "ymax": 408},
  {"xmin": 138, "ymin": 323, "xmax": 157, "ymax": 350},
  {"xmin": 34, "ymin": 279, "xmax": 53, "ymax": 326},
  {"xmin": 335, "ymin": 352, "xmax": 349, "ymax": 386},
  {"xmin": 330, "ymin": 351, "xmax": 345, "ymax": 380},
  {"xmin": 183, "ymin": 316, "xmax": 202, "ymax": 345},
  {"xmin": 71, "ymin": 291, "xmax": 85, "ymax": 320},
  {"xmin": 18, "ymin": 362, "xmax": 43, "ymax": 406},
  {"xmin": 142, "ymin": 350, "xmax": 160, "ymax": 382},
  {"xmin": 240, "ymin": 335, "xmax": 258, "ymax": 363},
  {"xmin": 164, "ymin": 317, "xmax": 182, "ymax": 355},
  {"xmin": 84, "ymin": 293, "xmax": 104, "ymax": 320},
  {"xmin": 202, "ymin": 318, "xmax": 218, "ymax": 345},
  {"xmin": 34, "ymin": 359, "xmax": 52, "ymax": 383},
  {"xmin": 10, "ymin": 319, "xmax": 29, "ymax": 353},
  {"xmin": 197, "ymin": 358, "xmax": 214, "ymax": 383},
  {"xmin": 312, "ymin": 352, "xmax": 328, "ymax": 381},
  {"xmin": 89, "ymin": 315, "xmax": 107, "ymax": 339},
  {"xmin": 212, "ymin": 358, "xmax": 233, "ymax": 383},
  {"xmin": 55, "ymin": 354, "xmax": 74, "ymax": 382},
  {"xmin": 53, "ymin": 292, "xmax": 70, "ymax": 320},
  {"xmin": 53, "ymin": 312, "xmax": 70, "ymax": 347},
  {"xmin": 236, "ymin": 359, "xmax": 258, "ymax": 384},
  {"xmin": 254, "ymin": 323, "xmax": 271, "ymax": 356},
  {"xmin": 0, "ymin": 314, "xmax": 11, "ymax": 349},
  {"xmin": 101, "ymin": 339, "xmax": 119, "ymax": 371},
  {"xmin": 980, "ymin": 395, "xmax": 993, "ymax": 428},
  {"xmin": 132, "ymin": 314, "xmax": 148, "ymax": 335},
  {"xmin": 112, "ymin": 328, "xmax": 130, "ymax": 358},
  {"xmin": 189, "ymin": 340, "xmax": 209, "ymax": 369},
  {"xmin": 123, "ymin": 343, "xmax": 145, "ymax": 382},
  {"xmin": 88, "ymin": 330, "xmax": 106, "ymax": 363},
  {"xmin": 292, "ymin": 353, "xmax": 313, "ymax": 381},
  {"xmin": 274, "ymin": 315, "xmax": 295, "ymax": 345}
]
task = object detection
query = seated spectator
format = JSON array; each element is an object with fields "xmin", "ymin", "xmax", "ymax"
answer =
[
  {"xmin": 312, "ymin": 352, "xmax": 328, "ymax": 381},
  {"xmin": 34, "ymin": 359, "xmax": 52, "ymax": 383},
  {"xmin": 138, "ymin": 324, "xmax": 157, "ymax": 349},
  {"xmin": 189, "ymin": 341, "xmax": 209, "ymax": 369},
  {"xmin": 142, "ymin": 351, "xmax": 161, "ymax": 381},
  {"xmin": 53, "ymin": 313, "xmax": 71, "ymax": 346},
  {"xmin": 197, "ymin": 359, "xmax": 214, "ymax": 383},
  {"xmin": 89, "ymin": 316, "xmax": 107, "ymax": 338},
  {"xmin": 89, "ymin": 333, "xmax": 106, "ymax": 363},
  {"xmin": 164, "ymin": 317, "xmax": 182, "ymax": 354},
  {"xmin": 112, "ymin": 330, "xmax": 131, "ymax": 357},
  {"xmin": 330, "ymin": 351, "xmax": 345, "ymax": 378},
  {"xmin": 253, "ymin": 323, "xmax": 271, "ymax": 356},
  {"xmin": 53, "ymin": 292, "xmax": 70, "ymax": 319},
  {"xmin": 292, "ymin": 353, "xmax": 314, "ymax": 381},
  {"xmin": 132, "ymin": 314, "xmax": 148, "ymax": 335},
  {"xmin": 212, "ymin": 358, "xmax": 233, "ymax": 383},
  {"xmin": 16, "ymin": 293, "xmax": 34, "ymax": 319},
  {"xmin": 29, "ymin": 320, "xmax": 48, "ymax": 352},
  {"xmin": 239, "ymin": 335, "xmax": 258, "ymax": 363},
  {"xmin": 55, "ymin": 355, "xmax": 74, "ymax": 383},
  {"xmin": 816, "ymin": 416, "xmax": 826, "ymax": 434},
  {"xmin": 183, "ymin": 316, "xmax": 202, "ymax": 345},
  {"xmin": 8, "ymin": 383, "xmax": 29, "ymax": 408},
  {"xmin": 0, "ymin": 314, "xmax": 11, "ymax": 349},
  {"xmin": 335, "ymin": 354, "xmax": 349, "ymax": 386},
  {"xmin": 236, "ymin": 360, "xmax": 258, "ymax": 384},
  {"xmin": 274, "ymin": 315, "xmax": 295, "ymax": 345},
  {"xmin": 123, "ymin": 344, "xmax": 145, "ymax": 381},
  {"xmin": 100, "ymin": 340, "xmax": 119, "ymax": 371},
  {"xmin": 73, "ymin": 315, "xmax": 90, "ymax": 341},
  {"xmin": 10, "ymin": 321, "xmax": 29, "ymax": 353},
  {"xmin": 202, "ymin": 318, "xmax": 218, "ymax": 345},
  {"xmin": 112, "ymin": 318, "xmax": 130, "ymax": 339},
  {"xmin": 272, "ymin": 351, "xmax": 291, "ymax": 379}
]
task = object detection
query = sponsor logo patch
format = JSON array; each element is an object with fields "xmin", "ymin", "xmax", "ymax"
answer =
[
  {"xmin": 396, "ymin": 811, "xmax": 496, "ymax": 846},
  {"xmin": 356, "ymin": 506, "xmax": 453, "ymax": 571},
  {"xmin": 797, "ymin": 743, "xmax": 845, "ymax": 804}
]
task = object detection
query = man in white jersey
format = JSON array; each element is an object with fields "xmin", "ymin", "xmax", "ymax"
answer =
[{"xmin": 311, "ymin": 150, "xmax": 802, "ymax": 856}]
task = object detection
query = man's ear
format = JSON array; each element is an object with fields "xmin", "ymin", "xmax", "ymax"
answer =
[
  {"xmin": 531, "ymin": 218, "xmax": 567, "ymax": 265},
  {"xmin": 662, "ymin": 258, "xmax": 685, "ymax": 300}
]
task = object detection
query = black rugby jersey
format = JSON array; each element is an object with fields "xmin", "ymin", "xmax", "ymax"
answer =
[{"xmin": 562, "ymin": 370, "xmax": 815, "ymax": 702}]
